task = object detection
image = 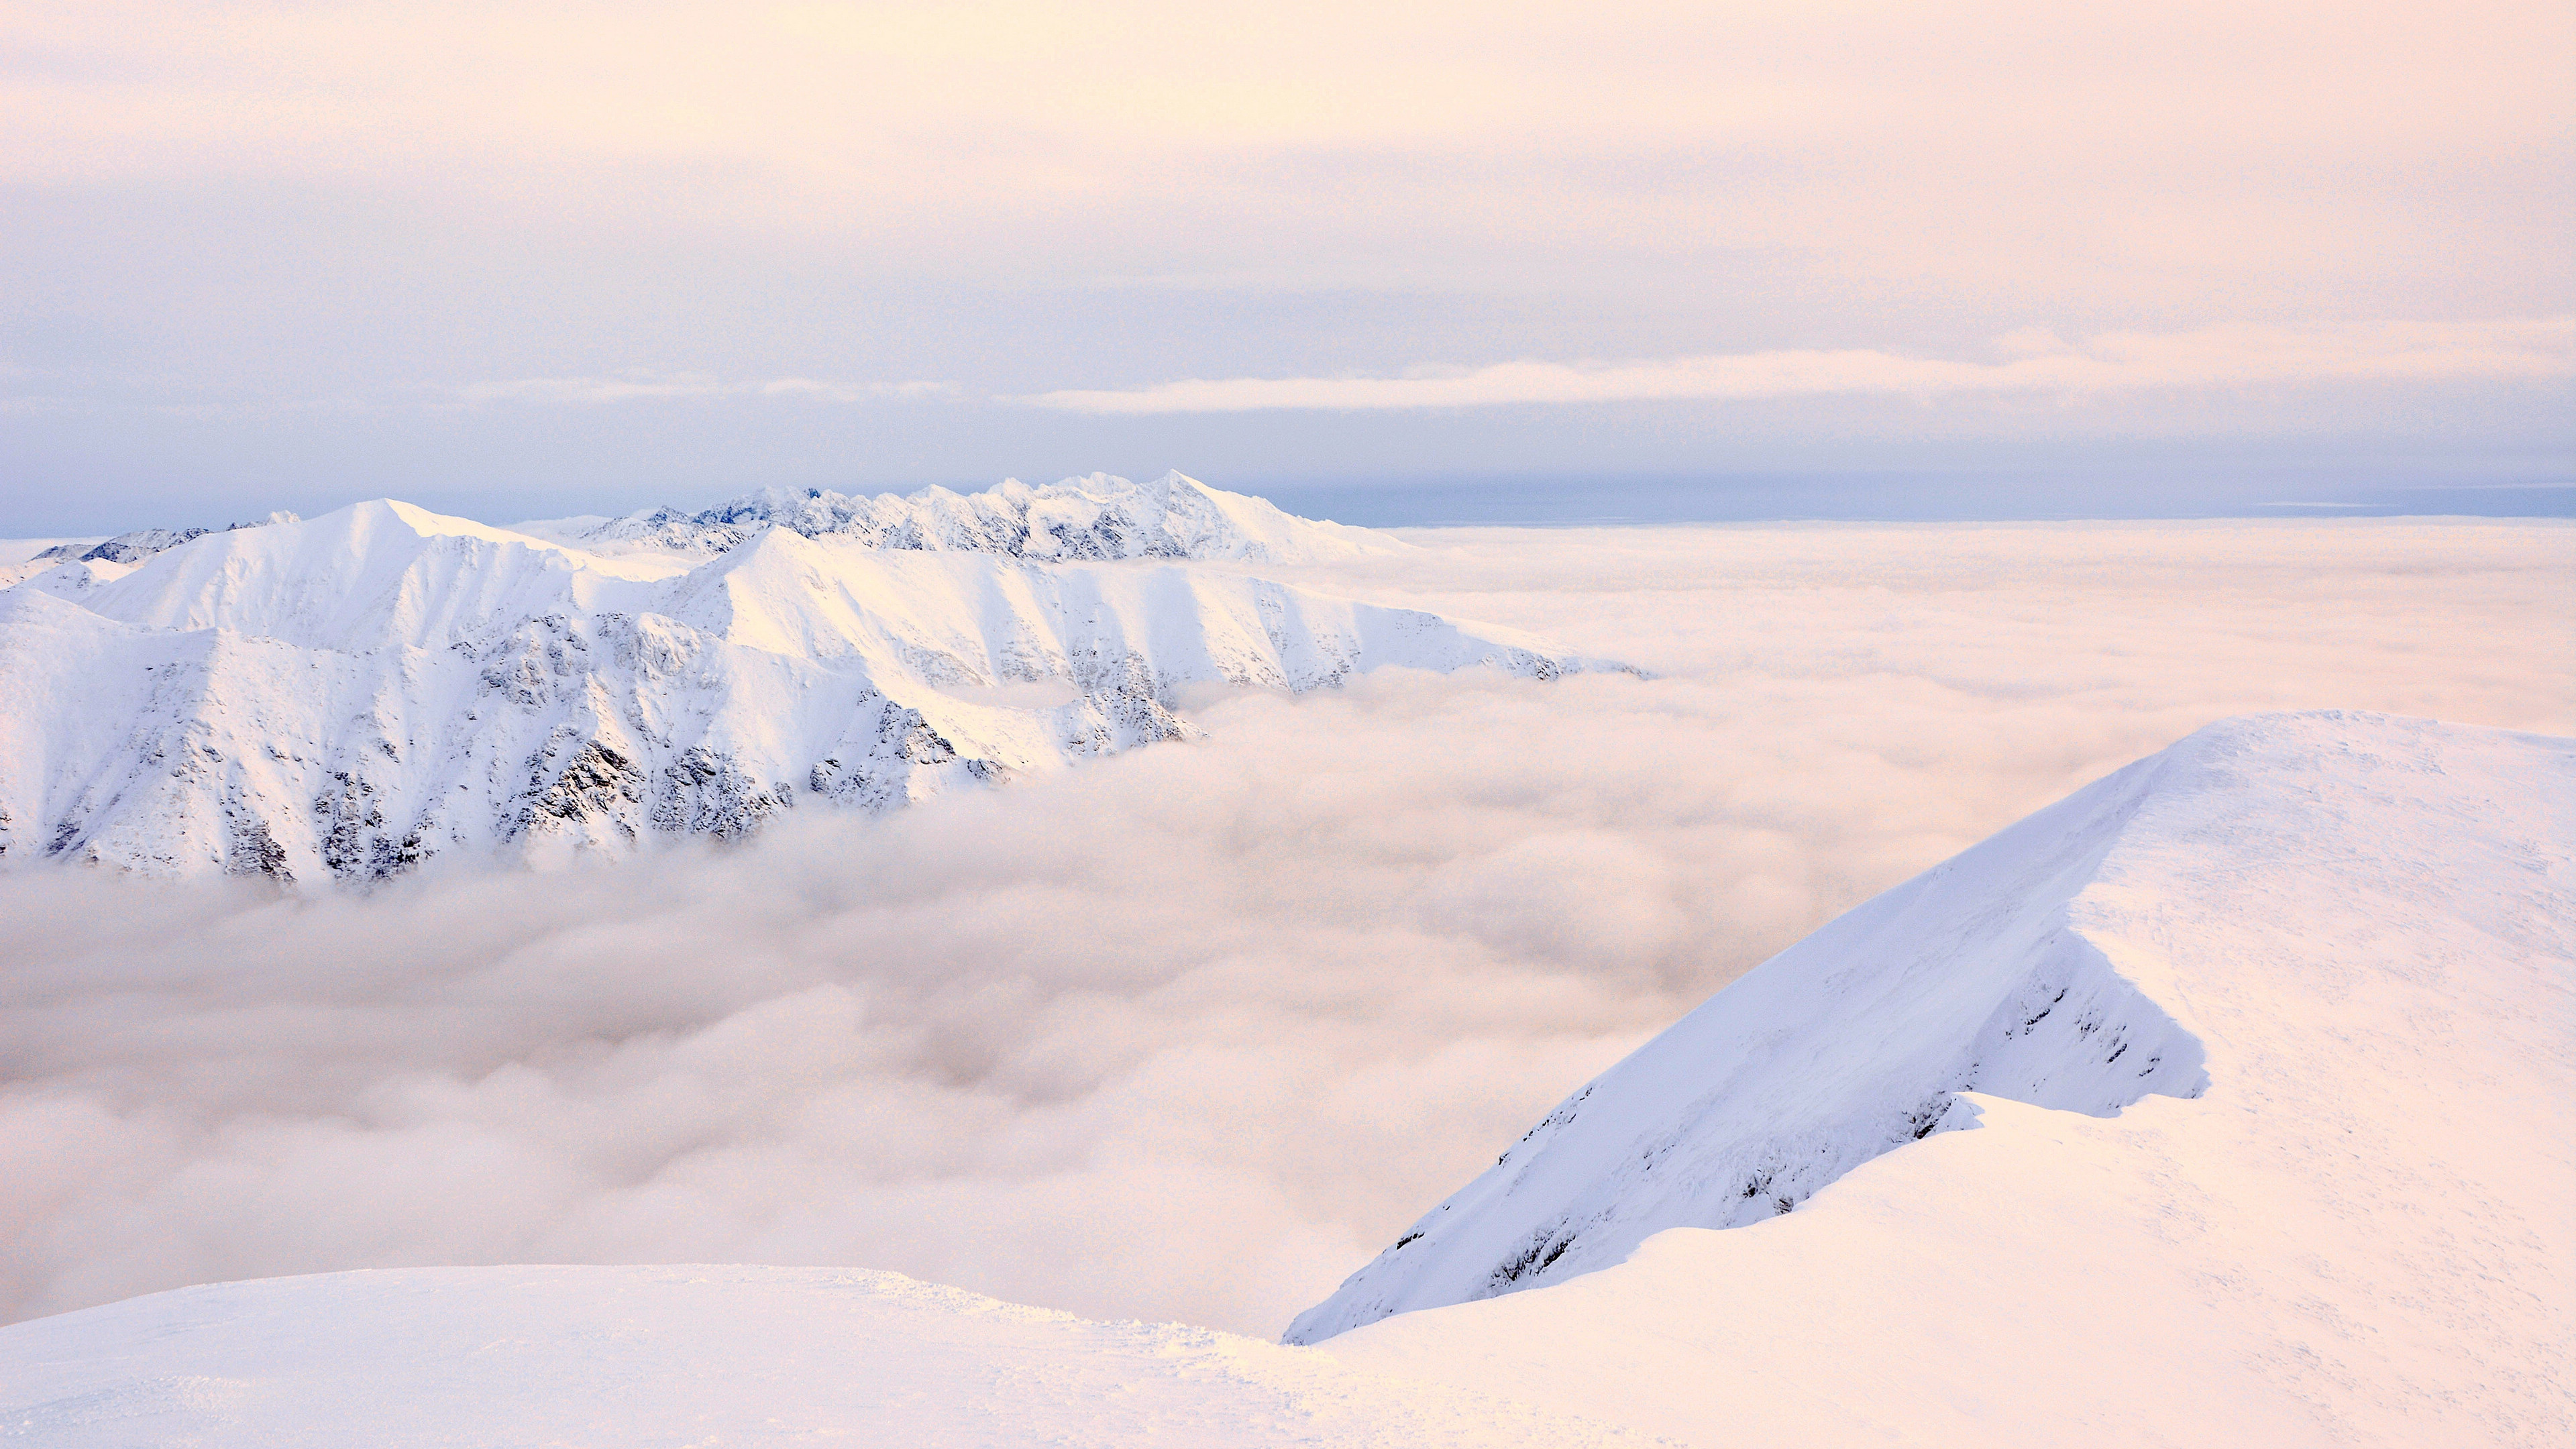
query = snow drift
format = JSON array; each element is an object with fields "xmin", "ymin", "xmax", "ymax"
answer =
[{"xmin": 0, "ymin": 486, "xmax": 1601, "ymax": 879}]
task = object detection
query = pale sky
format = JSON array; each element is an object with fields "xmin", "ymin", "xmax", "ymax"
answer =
[{"xmin": 5, "ymin": 1, "xmax": 2571, "ymax": 529}]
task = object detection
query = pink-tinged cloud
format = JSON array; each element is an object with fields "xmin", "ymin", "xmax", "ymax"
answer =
[{"xmin": 1024, "ymin": 319, "xmax": 2576, "ymax": 413}]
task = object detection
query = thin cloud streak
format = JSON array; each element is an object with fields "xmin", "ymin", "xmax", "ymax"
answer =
[
  {"xmin": 454, "ymin": 374, "xmax": 956, "ymax": 405},
  {"xmin": 1026, "ymin": 318, "xmax": 2576, "ymax": 413}
]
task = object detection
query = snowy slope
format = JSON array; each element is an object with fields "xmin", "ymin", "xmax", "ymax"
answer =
[
  {"xmin": 0, "ymin": 540, "xmax": 104, "ymax": 594},
  {"xmin": 1287, "ymin": 710, "xmax": 2221, "ymax": 1340},
  {"xmin": 1310, "ymin": 712, "xmax": 2573, "ymax": 1446},
  {"xmin": 531, "ymin": 470, "xmax": 1399, "ymax": 564},
  {"xmin": 0, "ymin": 558, "xmax": 136, "ymax": 602},
  {"xmin": 0, "ymin": 498, "xmax": 1596, "ymax": 879},
  {"xmin": 0, "ymin": 1266, "xmax": 1635, "ymax": 1448},
  {"xmin": 0, "ymin": 515, "xmax": 299, "ymax": 590}
]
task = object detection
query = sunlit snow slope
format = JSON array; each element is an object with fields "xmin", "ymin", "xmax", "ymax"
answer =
[
  {"xmin": 0, "ymin": 488, "xmax": 1596, "ymax": 879},
  {"xmin": 1313, "ymin": 711, "xmax": 2572, "ymax": 1447},
  {"xmin": 0, "ymin": 1266, "xmax": 1633, "ymax": 1448},
  {"xmin": 1289, "ymin": 706, "xmax": 2224, "ymax": 1340}
]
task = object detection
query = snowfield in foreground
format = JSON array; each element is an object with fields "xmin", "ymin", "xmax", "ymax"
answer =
[
  {"xmin": 1, "ymin": 710, "xmax": 2565, "ymax": 1446},
  {"xmin": 0, "ymin": 1267, "xmax": 1635, "ymax": 1448},
  {"xmin": 0, "ymin": 478, "xmax": 1601, "ymax": 879}
]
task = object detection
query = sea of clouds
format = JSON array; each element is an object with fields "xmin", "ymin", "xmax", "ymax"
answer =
[{"xmin": 2, "ymin": 519, "xmax": 2567, "ymax": 1336}]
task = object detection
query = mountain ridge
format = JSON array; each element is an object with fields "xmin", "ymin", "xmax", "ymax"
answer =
[
  {"xmin": 0, "ymin": 490, "xmax": 1606, "ymax": 880},
  {"xmin": 531, "ymin": 470, "xmax": 1398, "ymax": 565},
  {"xmin": 1287, "ymin": 710, "xmax": 2549, "ymax": 1343}
]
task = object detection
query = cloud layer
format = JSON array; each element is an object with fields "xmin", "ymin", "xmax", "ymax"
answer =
[
  {"xmin": 1028, "ymin": 319, "xmax": 2576, "ymax": 413},
  {"xmin": 1, "ymin": 520, "xmax": 2567, "ymax": 1337}
]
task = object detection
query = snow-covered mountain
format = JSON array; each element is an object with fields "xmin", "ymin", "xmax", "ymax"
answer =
[
  {"xmin": 3, "ymin": 712, "xmax": 2564, "ymax": 1446},
  {"xmin": 1293, "ymin": 712, "xmax": 2573, "ymax": 1356},
  {"xmin": 0, "ymin": 514, "xmax": 296, "ymax": 596},
  {"xmin": 0, "ymin": 489, "xmax": 1598, "ymax": 879},
  {"xmin": 522, "ymin": 470, "xmax": 1397, "ymax": 564},
  {"xmin": 1311, "ymin": 711, "xmax": 2571, "ymax": 1446},
  {"xmin": 1285, "ymin": 706, "xmax": 2220, "ymax": 1340}
]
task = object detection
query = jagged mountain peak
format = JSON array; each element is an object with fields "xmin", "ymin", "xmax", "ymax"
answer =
[
  {"xmin": 32, "ymin": 509, "xmax": 303, "ymax": 568},
  {"xmin": 0, "ymin": 511, "xmax": 305, "ymax": 600},
  {"xmin": 68, "ymin": 500, "xmax": 674, "ymax": 656},
  {"xmin": 557, "ymin": 470, "xmax": 1399, "ymax": 564}
]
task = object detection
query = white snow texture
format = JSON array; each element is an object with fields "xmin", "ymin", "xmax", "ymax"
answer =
[
  {"xmin": 1287, "ymin": 702, "xmax": 2224, "ymax": 1340},
  {"xmin": 0, "ymin": 1265, "xmax": 1636, "ymax": 1448},
  {"xmin": 537, "ymin": 468, "xmax": 1399, "ymax": 564},
  {"xmin": 0, "ymin": 476, "xmax": 1593, "ymax": 879},
  {"xmin": 1322, "ymin": 710, "xmax": 2571, "ymax": 1446}
]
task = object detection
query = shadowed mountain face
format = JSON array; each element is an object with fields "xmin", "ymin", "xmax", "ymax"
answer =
[{"xmin": 0, "ymin": 487, "xmax": 1608, "ymax": 881}]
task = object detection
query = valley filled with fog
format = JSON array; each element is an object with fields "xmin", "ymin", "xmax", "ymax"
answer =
[{"xmin": 3, "ymin": 517, "xmax": 2565, "ymax": 1337}]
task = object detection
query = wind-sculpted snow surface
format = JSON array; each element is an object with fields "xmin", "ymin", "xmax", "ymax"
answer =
[
  {"xmin": 0, "ymin": 497, "xmax": 1594, "ymax": 879},
  {"xmin": 0, "ymin": 1266, "xmax": 1636, "ymax": 1448},
  {"xmin": 1288, "ymin": 711, "xmax": 2477, "ymax": 1343},
  {"xmin": 549, "ymin": 470, "xmax": 1397, "ymax": 564}
]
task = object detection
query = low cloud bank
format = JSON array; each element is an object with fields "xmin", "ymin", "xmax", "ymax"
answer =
[
  {"xmin": 2, "ymin": 521, "xmax": 2566, "ymax": 1336},
  {"xmin": 1027, "ymin": 318, "xmax": 2576, "ymax": 413}
]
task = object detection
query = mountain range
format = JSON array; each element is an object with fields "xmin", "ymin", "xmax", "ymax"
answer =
[{"xmin": 0, "ymin": 475, "xmax": 1607, "ymax": 879}]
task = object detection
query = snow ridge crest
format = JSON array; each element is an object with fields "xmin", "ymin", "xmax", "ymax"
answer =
[
  {"xmin": 1283, "ymin": 725, "xmax": 2238, "ymax": 1344},
  {"xmin": 576, "ymin": 471, "xmax": 1391, "ymax": 564}
]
